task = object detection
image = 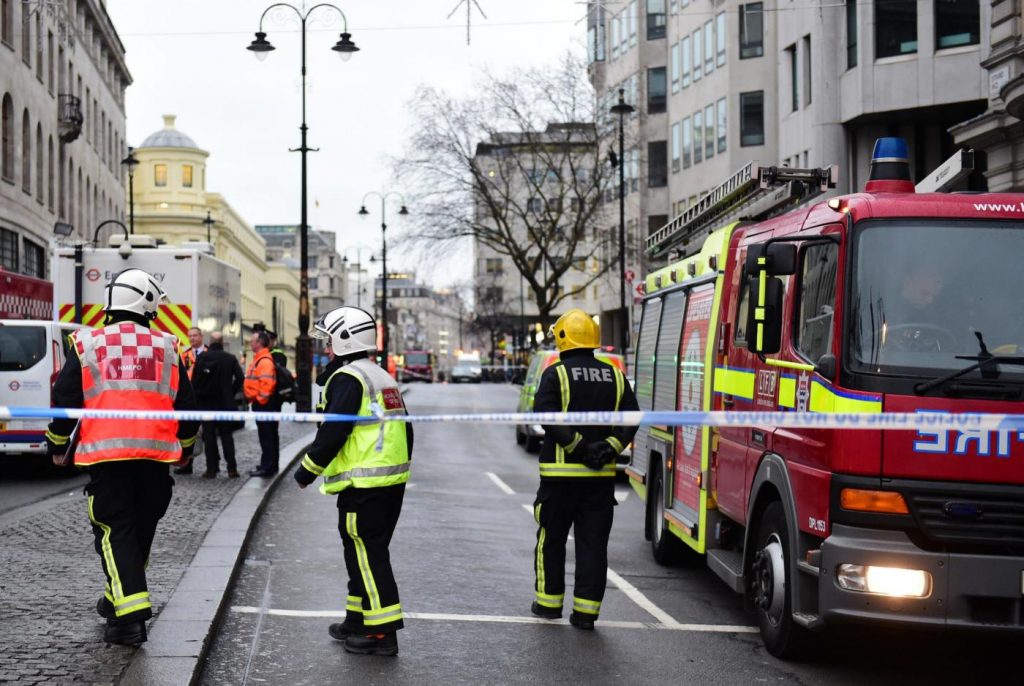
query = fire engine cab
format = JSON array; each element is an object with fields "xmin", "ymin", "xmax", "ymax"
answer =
[{"xmin": 630, "ymin": 138, "xmax": 1024, "ymax": 657}]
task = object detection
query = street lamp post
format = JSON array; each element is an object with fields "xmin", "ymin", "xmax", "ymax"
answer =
[
  {"xmin": 610, "ymin": 89, "xmax": 634, "ymax": 353},
  {"xmin": 120, "ymin": 147, "xmax": 138, "ymax": 234},
  {"xmin": 202, "ymin": 210, "xmax": 214, "ymax": 244},
  {"xmin": 342, "ymin": 245, "xmax": 375, "ymax": 309},
  {"xmin": 358, "ymin": 193, "xmax": 408, "ymax": 368},
  {"xmin": 247, "ymin": 3, "xmax": 359, "ymax": 411}
]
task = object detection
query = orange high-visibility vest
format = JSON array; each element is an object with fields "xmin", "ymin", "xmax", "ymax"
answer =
[{"xmin": 73, "ymin": 322, "xmax": 182, "ymax": 466}]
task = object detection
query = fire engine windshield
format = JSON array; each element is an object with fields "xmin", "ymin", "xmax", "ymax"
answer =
[
  {"xmin": 849, "ymin": 220, "xmax": 1024, "ymax": 381},
  {"xmin": 405, "ymin": 353, "xmax": 430, "ymax": 366}
]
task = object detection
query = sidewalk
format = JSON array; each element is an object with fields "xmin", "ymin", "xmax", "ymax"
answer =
[{"xmin": 0, "ymin": 423, "xmax": 312, "ymax": 686}]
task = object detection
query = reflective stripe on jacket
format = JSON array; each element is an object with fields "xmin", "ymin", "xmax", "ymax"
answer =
[
  {"xmin": 74, "ymin": 322, "xmax": 181, "ymax": 466},
  {"xmin": 319, "ymin": 357, "xmax": 410, "ymax": 494},
  {"xmin": 244, "ymin": 349, "xmax": 276, "ymax": 405}
]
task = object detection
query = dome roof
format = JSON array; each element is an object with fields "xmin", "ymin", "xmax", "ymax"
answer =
[{"xmin": 139, "ymin": 114, "xmax": 200, "ymax": 149}]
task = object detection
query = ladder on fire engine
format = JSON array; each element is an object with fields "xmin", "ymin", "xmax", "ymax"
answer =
[{"xmin": 646, "ymin": 162, "xmax": 839, "ymax": 259}]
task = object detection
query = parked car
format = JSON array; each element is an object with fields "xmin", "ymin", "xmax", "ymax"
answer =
[
  {"xmin": 450, "ymin": 358, "xmax": 483, "ymax": 383},
  {"xmin": 514, "ymin": 348, "xmax": 628, "ymax": 462},
  {"xmin": 0, "ymin": 320, "xmax": 82, "ymax": 459}
]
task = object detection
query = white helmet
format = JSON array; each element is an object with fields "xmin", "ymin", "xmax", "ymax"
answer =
[
  {"xmin": 105, "ymin": 268, "xmax": 167, "ymax": 320},
  {"xmin": 313, "ymin": 306, "xmax": 377, "ymax": 356}
]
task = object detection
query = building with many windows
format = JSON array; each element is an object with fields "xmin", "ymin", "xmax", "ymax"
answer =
[
  {"xmin": 1, "ymin": 0, "xmax": 130, "ymax": 280},
  {"xmin": 255, "ymin": 224, "xmax": 348, "ymax": 315},
  {"xmin": 587, "ymin": 0, "xmax": 989, "ymax": 274}
]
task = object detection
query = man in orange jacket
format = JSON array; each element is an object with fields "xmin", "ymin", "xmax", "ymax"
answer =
[{"xmin": 245, "ymin": 330, "xmax": 278, "ymax": 477}]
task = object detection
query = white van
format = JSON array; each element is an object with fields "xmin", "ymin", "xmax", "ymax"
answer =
[{"xmin": 0, "ymin": 320, "xmax": 82, "ymax": 457}]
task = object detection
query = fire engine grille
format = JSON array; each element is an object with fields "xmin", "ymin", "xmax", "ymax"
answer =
[{"xmin": 904, "ymin": 484, "xmax": 1024, "ymax": 553}]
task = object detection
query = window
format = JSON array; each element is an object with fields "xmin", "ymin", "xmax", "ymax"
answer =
[
  {"xmin": 528, "ymin": 197, "xmax": 543, "ymax": 213},
  {"xmin": 683, "ymin": 116, "xmax": 692, "ymax": 168},
  {"xmin": 717, "ymin": 98, "xmax": 727, "ymax": 153},
  {"xmin": 22, "ymin": 238, "xmax": 43, "ymax": 278},
  {"xmin": 647, "ymin": 0, "xmax": 666, "ymax": 39},
  {"xmin": 629, "ymin": 0, "xmax": 638, "ymax": 45},
  {"xmin": 682, "ymin": 36, "xmax": 691, "ymax": 88},
  {"xmin": 21, "ymin": 110, "xmax": 29, "ymax": 194},
  {"xmin": 20, "ymin": 4, "xmax": 28, "ymax": 64},
  {"xmin": 621, "ymin": 8, "xmax": 629, "ymax": 52},
  {"xmin": 1, "ymin": 0, "xmax": 11, "ymax": 46},
  {"xmin": 803, "ymin": 36, "xmax": 812, "ymax": 106},
  {"xmin": 740, "ymin": 91, "xmax": 765, "ymax": 146},
  {"xmin": 648, "ymin": 67, "xmax": 667, "ymax": 113},
  {"xmin": 648, "ymin": 141, "xmax": 668, "ymax": 187},
  {"xmin": 611, "ymin": 15, "xmax": 620, "ymax": 58},
  {"xmin": 1, "ymin": 93, "xmax": 12, "ymax": 182},
  {"xmin": 693, "ymin": 110, "xmax": 703, "ymax": 164},
  {"xmin": 648, "ymin": 215, "xmax": 668, "ymax": 239},
  {"xmin": 47, "ymin": 30, "xmax": 53, "ymax": 92},
  {"xmin": 154, "ymin": 163, "xmax": 167, "ymax": 187},
  {"xmin": 309, "ymin": 277, "xmax": 319, "ymax": 290},
  {"xmin": 0, "ymin": 227, "xmax": 16, "ymax": 270},
  {"xmin": 846, "ymin": 0, "xmax": 858, "ymax": 68},
  {"xmin": 47, "ymin": 135, "xmax": 53, "ymax": 210},
  {"xmin": 876, "ymin": 0, "xmax": 917, "ymax": 57},
  {"xmin": 704, "ymin": 21, "xmax": 714, "ymax": 74},
  {"xmin": 34, "ymin": 123, "xmax": 41, "ymax": 203},
  {"xmin": 670, "ymin": 42, "xmax": 680, "ymax": 93},
  {"xmin": 182, "ymin": 164, "xmax": 193, "ymax": 188},
  {"xmin": 796, "ymin": 243, "xmax": 838, "ymax": 363},
  {"xmin": 716, "ymin": 12, "xmax": 726, "ymax": 66},
  {"xmin": 739, "ymin": 3, "xmax": 764, "ymax": 58},
  {"xmin": 693, "ymin": 29, "xmax": 702, "ymax": 81},
  {"xmin": 734, "ymin": 276, "xmax": 750, "ymax": 343},
  {"xmin": 787, "ymin": 44, "xmax": 799, "ymax": 111},
  {"xmin": 705, "ymin": 104, "xmax": 715, "ymax": 159},
  {"xmin": 671, "ymin": 121, "xmax": 681, "ymax": 172},
  {"xmin": 936, "ymin": 0, "xmax": 979, "ymax": 49},
  {"xmin": 34, "ymin": 12, "xmax": 41, "ymax": 81}
]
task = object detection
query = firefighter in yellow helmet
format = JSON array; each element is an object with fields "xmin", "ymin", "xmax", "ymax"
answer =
[{"xmin": 529, "ymin": 309, "xmax": 639, "ymax": 630}]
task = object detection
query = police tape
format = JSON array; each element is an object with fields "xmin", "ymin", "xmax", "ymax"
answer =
[{"xmin": 4, "ymin": 406, "xmax": 1024, "ymax": 432}]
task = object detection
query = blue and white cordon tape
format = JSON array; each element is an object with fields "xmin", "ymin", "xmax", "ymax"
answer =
[{"xmin": 4, "ymin": 406, "xmax": 1024, "ymax": 432}]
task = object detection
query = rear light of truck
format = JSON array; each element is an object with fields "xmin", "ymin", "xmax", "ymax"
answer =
[{"xmin": 839, "ymin": 488, "xmax": 909, "ymax": 515}]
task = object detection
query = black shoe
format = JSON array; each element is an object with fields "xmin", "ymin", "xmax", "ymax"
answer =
[
  {"xmin": 530, "ymin": 601, "xmax": 562, "ymax": 620},
  {"xmin": 344, "ymin": 632, "xmax": 398, "ymax": 656},
  {"xmin": 173, "ymin": 466, "xmax": 192, "ymax": 475},
  {"xmin": 104, "ymin": 620, "xmax": 147, "ymax": 646},
  {"xmin": 248, "ymin": 469, "xmax": 277, "ymax": 477},
  {"xmin": 201, "ymin": 471, "xmax": 217, "ymax": 479},
  {"xmin": 328, "ymin": 620, "xmax": 365, "ymax": 642},
  {"xmin": 96, "ymin": 596, "xmax": 114, "ymax": 620},
  {"xmin": 569, "ymin": 611, "xmax": 595, "ymax": 631}
]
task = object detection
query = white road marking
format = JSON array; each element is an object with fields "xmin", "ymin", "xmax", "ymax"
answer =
[
  {"xmin": 486, "ymin": 471, "xmax": 516, "ymax": 495},
  {"xmin": 606, "ymin": 568, "xmax": 680, "ymax": 626},
  {"xmin": 228, "ymin": 606, "xmax": 756, "ymax": 633},
  {"xmin": 521, "ymin": 503, "xmax": 533, "ymax": 515}
]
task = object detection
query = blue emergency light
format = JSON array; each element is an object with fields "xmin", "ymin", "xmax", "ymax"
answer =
[{"xmin": 866, "ymin": 137, "xmax": 914, "ymax": 192}]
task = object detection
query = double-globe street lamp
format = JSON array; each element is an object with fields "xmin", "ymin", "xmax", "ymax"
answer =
[
  {"xmin": 341, "ymin": 245, "xmax": 375, "ymax": 309},
  {"xmin": 246, "ymin": 3, "xmax": 359, "ymax": 411},
  {"xmin": 610, "ymin": 89, "xmax": 635, "ymax": 353},
  {"xmin": 358, "ymin": 193, "xmax": 408, "ymax": 368}
]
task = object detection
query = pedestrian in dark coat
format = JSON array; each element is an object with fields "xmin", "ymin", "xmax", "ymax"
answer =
[{"xmin": 192, "ymin": 332, "xmax": 245, "ymax": 478}]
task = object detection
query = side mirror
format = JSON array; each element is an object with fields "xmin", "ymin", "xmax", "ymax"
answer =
[
  {"xmin": 745, "ymin": 242, "xmax": 797, "ymax": 277},
  {"xmin": 814, "ymin": 353, "xmax": 836, "ymax": 379},
  {"xmin": 745, "ymin": 275, "xmax": 784, "ymax": 354}
]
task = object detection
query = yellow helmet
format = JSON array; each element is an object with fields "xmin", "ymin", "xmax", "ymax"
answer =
[{"xmin": 550, "ymin": 309, "xmax": 601, "ymax": 352}]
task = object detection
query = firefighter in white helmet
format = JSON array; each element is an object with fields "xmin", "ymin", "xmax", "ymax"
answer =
[
  {"xmin": 46, "ymin": 268, "xmax": 199, "ymax": 646},
  {"xmin": 294, "ymin": 306, "xmax": 413, "ymax": 656},
  {"xmin": 529, "ymin": 309, "xmax": 638, "ymax": 630}
]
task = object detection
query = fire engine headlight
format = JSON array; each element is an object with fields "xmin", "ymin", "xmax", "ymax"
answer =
[{"xmin": 836, "ymin": 564, "xmax": 932, "ymax": 598}]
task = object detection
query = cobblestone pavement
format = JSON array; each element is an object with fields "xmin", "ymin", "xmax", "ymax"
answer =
[{"xmin": 0, "ymin": 423, "xmax": 310, "ymax": 685}]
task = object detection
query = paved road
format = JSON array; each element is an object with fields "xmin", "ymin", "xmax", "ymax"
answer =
[
  {"xmin": 200, "ymin": 384, "xmax": 1018, "ymax": 685},
  {"xmin": 0, "ymin": 454, "xmax": 87, "ymax": 515}
]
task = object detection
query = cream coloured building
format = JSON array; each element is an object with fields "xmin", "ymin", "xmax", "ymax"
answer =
[
  {"xmin": 128, "ymin": 114, "xmax": 269, "ymax": 350},
  {"xmin": 264, "ymin": 263, "xmax": 299, "ymax": 367}
]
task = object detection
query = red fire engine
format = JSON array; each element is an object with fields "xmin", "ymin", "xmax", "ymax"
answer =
[{"xmin": 630, "ymin": 138, "xmax": 1024, "ymax": 657}]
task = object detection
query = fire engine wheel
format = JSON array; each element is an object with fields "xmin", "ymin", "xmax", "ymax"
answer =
[
  {"xmin": 647, "ymin": 466, "xmax": 682, "ymax": 565},
  {"xmin": 751, "ymin": 501, "xmax": 810, "ymax": 659},
  {"xmin": 515, "ymin": 426, "xmax": 526, "ymax": 446}
]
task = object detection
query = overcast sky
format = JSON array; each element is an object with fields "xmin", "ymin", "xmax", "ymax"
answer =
[{"xmin": 105, "ymin": 0, "xmax": 587, "ymax": 287}]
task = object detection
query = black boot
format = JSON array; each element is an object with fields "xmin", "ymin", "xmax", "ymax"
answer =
[
  {"xmin": 569, "ymin": 611, "xmax": 596, "ymax": 631},
  {"xmin": 328, "ymin": 618, "xmax": 364, "ymax": 641},
  {"xmin": 104, "ymin": 619, "xmax": 147, "ymax": 646},
  {"xmin": 530, "ymin": 601, "xmax": 562, "ymax": 619},
  {"xmin": 96, "ymin": 596, "xmax": 114, "ymax": 620},
  {"xmin": 344, "ymin": 632, "xmax": 398, "ymax": 656}
]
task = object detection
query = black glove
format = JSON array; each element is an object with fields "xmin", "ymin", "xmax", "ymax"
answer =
[
  {"xmin": 567, "ymin": 438, "xmax": 591, "ymax": 465},
  {"xmin": 583, "ymin": 441, "xmax": 617, "ymax": 470}
]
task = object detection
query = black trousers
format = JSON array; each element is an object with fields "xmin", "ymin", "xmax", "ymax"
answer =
[
  {"xmin": 337, "ymin": 484, "xmax": 406, "ymax": 633},
  {"xmin": 255, "ymin": 419, "xmax": 279, "ymax": 474},
  {"xmin": 203, "ymin": 421, "xmax": 237, "ymax": 473},
  {"xmin": 86, "ymin": 461, "xmax": 173, "ymax": 625},
  {"xmin": 533, "ymin": 478, "xmax": 616, "ymax": 619}
]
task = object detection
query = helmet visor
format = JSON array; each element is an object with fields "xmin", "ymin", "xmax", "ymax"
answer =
[{"xmin": 312, "ymin": 314, "xmax": 331, "ymax": 340}]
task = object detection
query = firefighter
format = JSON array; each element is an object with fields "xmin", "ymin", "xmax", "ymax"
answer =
[
  {"xmin": 294, "ymin": 306, "xmax": 413, "ymax": 657},
  {"xmin": 45, "ymin": 268, "xmax": 199, "ymax": 646},
  {"xmin": 530, "ymin": 309, "xmax": 639, "ymax": 630}
]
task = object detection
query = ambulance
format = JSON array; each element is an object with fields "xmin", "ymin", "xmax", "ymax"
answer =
[{"xmin": 629, "ymin": 139, "xmax": 1024, "ymax": 657}]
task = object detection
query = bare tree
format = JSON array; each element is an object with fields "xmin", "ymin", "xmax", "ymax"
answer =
[{"xmin": 396, "ymin": 52, "xmax": 614, "ymax": 333}]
